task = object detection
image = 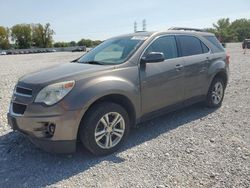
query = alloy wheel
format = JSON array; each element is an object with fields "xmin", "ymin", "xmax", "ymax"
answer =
[
  {"xmin": 94, "ymin": 112, "xmax": 125, "ymax": 149},
  {"xmin": 211, "ymin": 82, "xmax": 224, "ymax": 105}
]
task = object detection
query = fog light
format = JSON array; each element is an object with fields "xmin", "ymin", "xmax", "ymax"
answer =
[{"xmin": 47, "ymin": 123, "xmax": 56, "ymax": 135}]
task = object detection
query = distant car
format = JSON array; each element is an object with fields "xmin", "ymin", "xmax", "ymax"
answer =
[
  {"xmin": 6, "ymin": 51, "xmax": 13, "ymax": 55},
  {"xmin": 29, "ymin": 50, "xmax": 35, "ymax": 53},
  {"xmin": 242, "ymin": 39, "xmax": 250, "ymax": 49},
  {"xmin": 0, "ymin": 51, "xmax": 7, "ymax": 55},
  {"xmin": 72, "ymin": 46, "xmax": 86, "ymax": 52},
  {"xmin": 47, "ymin": 49, "xmax": 56, "ymax": 53},
  {"xmin": 51, "ymin": 49, "xmax": 56, "ymax": 52}
]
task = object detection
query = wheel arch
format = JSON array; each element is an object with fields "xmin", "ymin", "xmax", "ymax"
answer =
[
  {"xmin": 205, "ymin": 69, "xmax": 228, "ymax": 97},
  {"xmin": 77, "ymin": 93, "xmax": 137, "ymax": 140},
  {"xmin": 211, "ymin": 70, "xmax": 228, "ymax": 87}
]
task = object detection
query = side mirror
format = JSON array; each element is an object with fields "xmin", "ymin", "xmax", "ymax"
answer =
[{"xmin": 141, "ymin": 52, "xmax": 165, "ymax": 63}]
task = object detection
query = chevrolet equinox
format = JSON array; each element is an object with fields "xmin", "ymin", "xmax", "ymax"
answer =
[{"xmin": 8, "ymin": 28, "xmax": 229, "ymax": 155}]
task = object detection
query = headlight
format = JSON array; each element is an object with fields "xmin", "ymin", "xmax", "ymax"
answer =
[{"xmin": 35, "ymin": 80, "xmax": 75, "ymax": 105}]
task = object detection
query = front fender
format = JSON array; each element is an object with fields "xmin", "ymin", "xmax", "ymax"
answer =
[{"xmin": 66, "ymin": 75, "xmax": 140, "ymax": 117}]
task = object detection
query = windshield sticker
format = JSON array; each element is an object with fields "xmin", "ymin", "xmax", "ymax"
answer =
[{"xmin": 131, "ymin": 36, "xmax": 148, "ymax": 40}]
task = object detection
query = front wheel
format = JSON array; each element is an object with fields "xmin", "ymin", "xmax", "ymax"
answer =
[
  {"xmin": 206, "ymin": 77, "xmax": 225, "ymax": 108},
  {"xmin": 79, "ymin": 102, "xmax": 130, "ymax": 156}
]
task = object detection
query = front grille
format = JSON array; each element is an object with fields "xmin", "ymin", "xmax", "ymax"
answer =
[
  {"xmin": 12, "ymin": 103, "xmax": 27, "ymax": 115},
  {"xmin": 16, "ymin": 86, "xmax": 32, "ymax": 96}
]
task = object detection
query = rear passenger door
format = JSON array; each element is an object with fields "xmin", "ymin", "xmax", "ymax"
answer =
[{"xmin": 176, "ymin": 35, "xmax": 210, "ymax": 100}]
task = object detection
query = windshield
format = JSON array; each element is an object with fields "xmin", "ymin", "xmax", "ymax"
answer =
[{"xmin": 77, "ymin": 36, "xmax": 146, "ymax": 65}]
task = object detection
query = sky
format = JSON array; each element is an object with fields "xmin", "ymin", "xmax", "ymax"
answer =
[{"xmin": 1, "ymin": 0, "xmax": 250, "ymax": 42}]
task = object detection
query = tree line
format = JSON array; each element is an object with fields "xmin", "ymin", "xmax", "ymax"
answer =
[
  {"xmin": 53, "ymin": 39, "xmax": 102, "ymax": 48},
  {"xmin": 0, "ymin": 23, "xmax": 54, "ymax": 49},
  {"xmin": 1, "ymin": 18, "xmax": 250, "ymax": 50},
  {"xmin": 205, "ymin": 18, "xmax": 250, "ymax": 43},
  {"xmin": 53, "ymin": 18, "xmax": 250, "ymax": 46},
  {"xmin": 0, "ymin": 23, "xmax": 102, "ymax": 50}
]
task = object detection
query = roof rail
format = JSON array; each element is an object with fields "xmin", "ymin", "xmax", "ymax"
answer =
[{"xmin": 168, "ymin": 27, "xmax": 205, "ymax": 32}]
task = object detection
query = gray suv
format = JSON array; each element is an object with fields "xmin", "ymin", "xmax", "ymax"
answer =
[{"xmin": 7, "ymin": 28, "xmax": 229, "ymax": 155}]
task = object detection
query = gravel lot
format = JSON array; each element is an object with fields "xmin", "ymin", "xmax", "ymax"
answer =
[{"xmin": 0, "ymin": 44, "xmax": 249, "ymax": 188}]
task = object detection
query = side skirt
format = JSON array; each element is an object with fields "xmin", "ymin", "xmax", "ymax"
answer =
[{"xmin": 136, "ymin": 95, "xmax": 206, "ymax": 124}]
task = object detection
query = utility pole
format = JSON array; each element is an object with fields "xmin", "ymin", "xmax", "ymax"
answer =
[
  {"xmin": 134, "ymin": 21, "xmax": 137, "ymax": 33},
  {"xmin": 134, "ymin": 19, "xmax": 147, "ymax": 32},
  {"xmin": 142, "ymin": 19, "xmax": 146, "ymax": 31}
]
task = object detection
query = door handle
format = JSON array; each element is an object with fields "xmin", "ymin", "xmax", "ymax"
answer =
[{"xmin": 175, "ymin": 64, "xmax": 183, "ymax": 71}]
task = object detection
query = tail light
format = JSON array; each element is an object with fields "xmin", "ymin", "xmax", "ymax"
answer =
[{"xmin": 226, "ymin": 54, "xmax": 230, "ymax": 65}]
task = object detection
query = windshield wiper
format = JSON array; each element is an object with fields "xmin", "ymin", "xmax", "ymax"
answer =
[
  {"xmin": 82, "ymin": 61, "xmax": 105, "ymax": 65},
  {"xmin": 71, "ymin": 58, "xmax": 80, "ymax": 63}
]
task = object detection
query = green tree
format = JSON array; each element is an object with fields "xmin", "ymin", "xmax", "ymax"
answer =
[
  {"xmin": 212, "ymin": 18, "xmax": 237, "ymax": 42},
  {"xmin": 32, "ymin": 23, "xmax": 55, "ymax": 48},
  {"xmin": 78, "ymin": 39, "xmax": 93, "ymax": 47},
  {"xmin": 11, "ymin": 24, "xmax": 32, "ymax": 49},
  {"xmin": 230, "ymin": 19, "xmax": 250, "ymax": 42},
  {"xmin": 0, "ymin": 26, "xmax": 10, "ymax": 49},
  {"xmin": 53, "ymin": 42, "xmax": 69, "ymax": 47},
  {"xmin": 204, "ymin": 28, "xmax": 216, "ymax": 34},
  {"xmin": 92, "ymin": 40, "xmax": 102, "ymax": 46},
  {"xmin": 69, "ymin": 41, "xmax": 77, "ymax": 46}
]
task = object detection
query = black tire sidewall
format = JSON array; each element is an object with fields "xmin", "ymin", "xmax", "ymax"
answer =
[{"xmin": 80, "ymin": 102, "xmax": 130, "ymax": 156}]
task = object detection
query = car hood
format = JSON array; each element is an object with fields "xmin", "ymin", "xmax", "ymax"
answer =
[{"xmin": 19, "ymin": 62, "xmax": 113, "ymax": 85}]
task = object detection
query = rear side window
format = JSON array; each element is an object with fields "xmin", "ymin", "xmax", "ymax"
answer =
[
  {"xmin": 201, "ymin": 42, "xmax": 209, "ymax": 53},
  {"xmin": 204, "ymin": 36, "xmax": 224, "ymax": 52},
  {"xmin": 144, "ymin": 36, "xmax": 178, "ymax": 59},
  {"xmin": 178, "ymin": 36, "xmax": 203, "ymax": 56}
]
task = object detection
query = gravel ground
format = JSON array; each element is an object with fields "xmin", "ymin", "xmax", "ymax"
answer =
[{"xmin": 0, "ymin": 44, "xmax": 249, "ymax": 188}]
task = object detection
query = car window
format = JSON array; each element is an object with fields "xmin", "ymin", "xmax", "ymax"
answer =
[
  {"xmin": 144, "ymin": 36, "xmax": 178, "ymax": 59},
  {"xmin": 204, "ymin": 36, "xmax": 224, "ymax": 52},
  {"xmin": 178, "ymin": 35, "xmax": 203, "ymax": 56},
  {"xmin": 94, "ymin": 44, "xmax": 124, "ymax": 61},
  {"xmin": 201, "ymin": 42, "xmax": 209, "ymax": 53},
  {"xmin": 78, "ymin": 36, "xmax": 146, "ymax": 65}
]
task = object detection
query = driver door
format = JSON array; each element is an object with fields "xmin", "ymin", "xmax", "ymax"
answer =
[{"xmin": 140, "ymin": 35, "xmax": 185, "ymax": 114}]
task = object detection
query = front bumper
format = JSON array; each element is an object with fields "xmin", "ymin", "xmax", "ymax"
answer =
[{"xmin": 7, "ymin": 109, "xmax": 81, "ymax": 153}]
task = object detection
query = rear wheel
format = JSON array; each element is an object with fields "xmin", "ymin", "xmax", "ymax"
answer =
[
  {"xmin": 206, "ymin": 77, "xmax": 225, "ymax": 108},
  {"xmin": 79, "ymin": 102, "xmax": 130, "ymax": 156}
]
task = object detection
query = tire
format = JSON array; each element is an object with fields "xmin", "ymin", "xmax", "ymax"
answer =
[
  {"xmin": 79, "ymin": 102, "xmax": 130, "ymax": 156},
  {"xmin": 206, "ymin": 77, "xmax": 225, "ymax": 108}
]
